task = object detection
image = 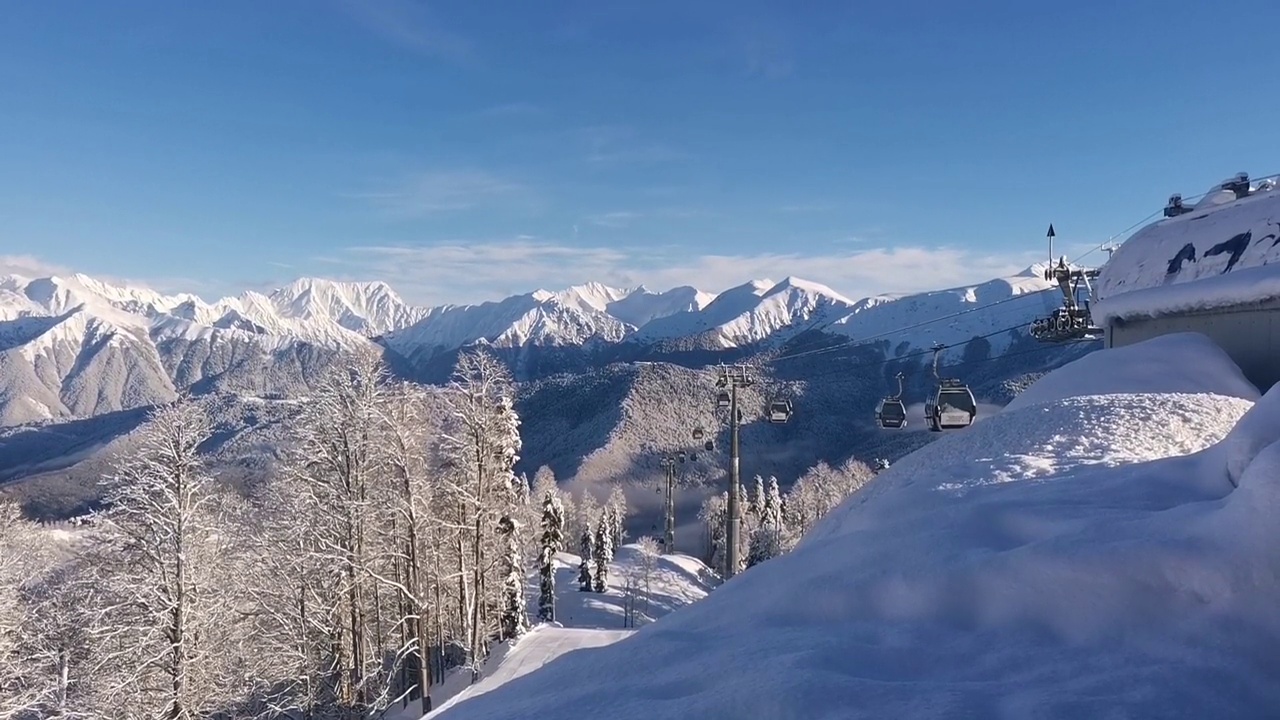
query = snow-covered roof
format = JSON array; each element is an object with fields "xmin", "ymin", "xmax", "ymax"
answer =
[{"xmin": 1094, "ymin": 175, "xmax": 1280, "ymax": 324}]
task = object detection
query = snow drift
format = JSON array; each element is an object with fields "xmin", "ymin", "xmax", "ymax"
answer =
[
  {"xmin": 1003, "ymin": 331, "xmax": 1258, "ymax": 411},
  {"xmin": 432, "ymin": 334, "xmax": 1280, "ymax": 719}
]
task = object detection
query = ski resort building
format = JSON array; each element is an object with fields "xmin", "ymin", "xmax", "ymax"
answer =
[{"xmin": 1094, "ymin": 172, "xmax": 1280, "ymax": 390}]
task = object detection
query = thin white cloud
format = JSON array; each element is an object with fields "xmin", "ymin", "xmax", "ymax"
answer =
[
  {"xmin": 776, "ymin": 202, "xmax": 836, "ymax": 213},
  {"xmin": 349, "ymin": 170, "xmax": 528, "ymax": 218},
  {"xmin": 578, "ymin": 125, "xmax": 687, "ymax": 165},
  {"xmin": 334, "ymin": 239, "xmax": 1045, "ymax": 306},
  {"xmin": 0, "ymin": 254, "xmax": 222, "ymax": 301},
  {"xmin": 0, "ymin": 254, "xmax": 74, "ymax": 278},
  {"xmin": 333, "ymin": 0, "xmax": 473, "ymax": 63},
  {"xmin": 476, "ymin": 102, "xmax": 544, "ymax": 118},
  {"xmin": 584, "ymin": 211, "xmax": 640, "ymax": 228}
]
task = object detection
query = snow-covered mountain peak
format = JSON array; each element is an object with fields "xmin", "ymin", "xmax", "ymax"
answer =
[{"xmin": 764, "ymin": 276, "xmax": 856, "ymax": 304}]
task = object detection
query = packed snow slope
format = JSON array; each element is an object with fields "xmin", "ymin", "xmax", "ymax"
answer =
[
  {"xmin": 1095, "ymin": 174, "xmax": 1280, "ymax": 324},
  {"xmin": 414, "ymin": 546, "xmax": 713, "ymax": 719},
  {"xmin": 432, "ymin": 332, "xmax": 1280, "ymax": 719}
]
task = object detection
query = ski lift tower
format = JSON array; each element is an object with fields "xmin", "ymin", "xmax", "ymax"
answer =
[
  {"xmin": 715, "ymin": 364, "xmax": 753, "ymax": 579},
  {"xmin": 1030, "ymin": 225, "xmax": 1103, "ymax": 342}
]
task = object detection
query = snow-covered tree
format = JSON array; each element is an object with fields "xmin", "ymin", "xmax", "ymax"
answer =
[
  {"xmin": 0, "ymin": 500, "xmax": 52, "ymax": 717},
  {"xmin": 764, "ymin": 476, "xmax": 784, "ymax": 530},
  {"xmin": 278, "ymin": 348, "xmax": 395, "ymax": 713},
  {"xmin": 635, "ymin": 536, "xmax": 660, "ymax": 624},
  {"xmin": 780, "ymin": 459, "xmax": 875, "ymax": 551},
  {"xmin": 497, "ymin": 516, "xmax": 529, "ymax": 641},
  {"xmin": 735, "ymin": 482, "xmax": 751, "ymax": 574},
  {"xmin": 578, "ymin": 525, "xmax": 594, "ymax": 592},
  {"xmin": 514, "ymin": 473, "xmax": 531, "ymax": 507},
  {"xmin": 83, "ymin": 397, "xmax": 243, "ymax": 719},
  {"xmin": 538, "ymin": 490, "xmax": 564, "ymax": 623},
  {"xmin": 13, "ymin": 555, "xmax": 101, "ymax": 719},
  {"xmin": 592, "ymin": 515, "xmax": 613, "ymax": 593},
  {"xmin": 378, "ymin": 380, "xmax": 442, "ymax": 711},
  {"xmin": 605, "ymin": 485, "xmax": 628, "ymax": 549},
  {"xmin": 574, "ymin": 492, "xmax": 600, "ymax": 555},
  {"xmin": 438, "ymin": 348, "xmax": 523, "ymax": 675},
  {"xmin": 747, "ymin": 476, "xmax": 787, "ymax": 568},
  {"xmin": 698, "ymin": 492, "xmax": 728, "ymax": 576}
]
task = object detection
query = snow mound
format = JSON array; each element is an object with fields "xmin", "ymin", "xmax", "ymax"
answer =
[
  {"xmin": 431, "ymin": 389, "xmax": 1274, "ymax": 719},
  {"xmin": 1005, "ymin": 332, "xmax": 1259, "ymax": 412},
  {"xmin": 810, "ymin": 391, "xmax": 1251, "ymax": 546},
  {"xmin": 1222, "ymin": 383, "xmax": 1280, "ymax": 487}
]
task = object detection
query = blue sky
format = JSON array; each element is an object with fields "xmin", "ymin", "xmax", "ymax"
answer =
[{"xmin": 2, "ymin": 0, "xmax": 1278, "ymax": 304}]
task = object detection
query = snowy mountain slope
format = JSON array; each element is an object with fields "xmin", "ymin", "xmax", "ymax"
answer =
[
  {"xmin": 1095, "ymin": 175, "xmax": 1280, "ymax": 323},
  {"xmin": 431, "ymin": 334, "xmax": 1280, "ymax": 719},
  {"xmin": 630, "ymin": 277, "xmax": 861, "ymax": 348},
  {"xmin": 826, "ymin": 265, "xmax": 1057, "ymax": 353},
  {"xmin": 0, "ymin": 263, "xmax": 1064, "ymax": 426},
  {"xmin": 381, "ymin": 282, "xmax": 714, "ymax": 365}
]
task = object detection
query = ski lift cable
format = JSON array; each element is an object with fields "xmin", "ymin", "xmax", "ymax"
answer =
[
  {"xmin": 768, "ymin": 288, "xmax": 1058, "ymax": 365},
  {"xmin": 772, "ymin": 184, "xmax": 1267, "ymax": 367},
  {"xmin": 1067, "ymin": 170, "xmax": 1280, "ymax": 266},
  {"xmin": 791, "ymin": 337, "xmax": 1099, "ymax": 394},
  {"xmin": 788, "ymin": 323, "xmax": 1100, "ymax": 387}
]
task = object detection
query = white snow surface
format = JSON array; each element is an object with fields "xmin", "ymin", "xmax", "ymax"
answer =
[
  {"xmin": 432, "ymin": 335, "xmax": 1280, "ymax": 719},
  {"xmin": 1095, "ymin": 179, "xmax": 1280, "ymax": 323},
  {"xmin": 827, "ymin": 265, "xmax": 1057, "ymax": 353},
  {"xmin": 1004, "ymin": 331, "xmax": 1259, "ymax": 412},
  {"xmin": 1221, "ymin": 382, "xmax": 1280, "ymax": 487},
  {"xmin": 2, "ymin": 266, "xmax": 1059, "ymax": 363},
  {"xmin": 416, "ymin": 546, "xmax": 713, "ymax": 718}
]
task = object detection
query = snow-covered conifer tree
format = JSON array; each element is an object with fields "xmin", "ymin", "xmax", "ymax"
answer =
[
  {"xmin": 764, "ymin": 476, "xmax": 783, "ymax": 530},
  {"xmin": 497, "ymin": 515, "xmax": 529, "ymax": 641},
  {"xmin": 592, "ymin": 515, "xmax": 613, "ymax": 593},
  {"xmin": 514, "ymin": 473, "xmax": 531, "ymax": 507},
  {"xmin": 575, "ymin": 492, "xmax": 600, "ymax": 555},
  {"xmin": 578, "ymin": 526, "xmax": 594, "ymax": 592},
  {"xmin": 698, "ymin": 492, "xmax": 728, "ymax": 575},
  {"xmin": 538, "ymin": 490, "xmax": 564, "ymax": 622}
]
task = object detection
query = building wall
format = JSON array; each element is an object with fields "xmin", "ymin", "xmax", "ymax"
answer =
[{"xmin": 1105, "ymin": 299, "xmax": 1280, "ymax": 391}]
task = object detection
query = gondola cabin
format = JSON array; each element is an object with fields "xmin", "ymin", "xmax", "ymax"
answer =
[
  {"xmin": 924, "ymin": 379, "xmax": 976, "ymax": 431},
  {"xmin": 874, "ymin": 397, "xmax": 907, "ymax": 429},
  {"xmin": 768, "ymin": 399, "xmax": 793, "ymax": 424}
]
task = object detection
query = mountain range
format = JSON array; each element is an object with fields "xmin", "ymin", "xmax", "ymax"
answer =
[{"xmin": 0, "ymin": 263, "xmax": 1089, "ymax": 522}]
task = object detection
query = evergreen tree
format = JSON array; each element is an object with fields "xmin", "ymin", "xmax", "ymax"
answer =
[
  {"xmin": 736, "ymin": 482, "xmax": 751, "ymax": 573},
  {"xmin": 764, "ymin": 476, "xmax": 783, "ymax": 530},
  {"xmin": 538, "ymin": 490, "xmax": 564, "ymax": 622},
  {"xmin": 698, "ymin": 492, "xmax": 728, "ymax": 575},
  {"xmin": 514, "ymin": 472, "xmax": 531, "ymax": 507},
  {"xmin": 592, "ymin": 515, "xmax": 613, "ymax": 593},
  {"xmin": 747, "ymin": 477, "xmax": 786, "ymax": 568},
  {"xmin": 575, "ymin": 493, "xmax": 600, "ymax": 555},
  {"xmin": 498, "ymin": 515, "xmax": 529, "ymax": 641},
  {"xmin": 751, "ymin": 475, "xmax": 765, "ymax": 519},
  {"xmin": 578, "ymin": 526, "xmax": 594, "ymax": 592}
]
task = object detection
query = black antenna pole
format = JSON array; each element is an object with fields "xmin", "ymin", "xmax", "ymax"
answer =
[{"xmin": 1047, "ymin": 223, "xmax": 1056, "ymax": 270}]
